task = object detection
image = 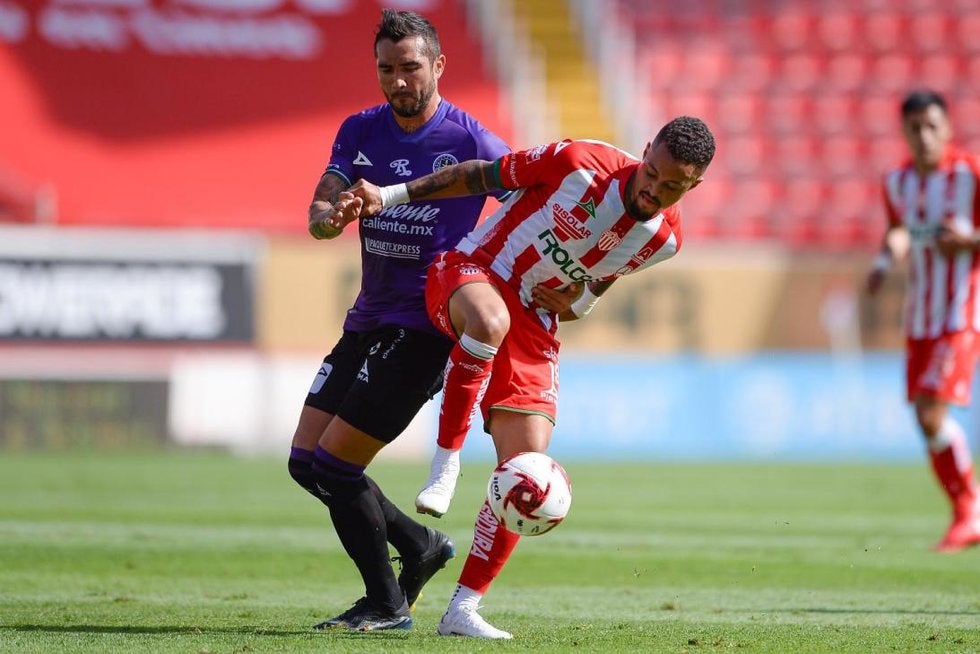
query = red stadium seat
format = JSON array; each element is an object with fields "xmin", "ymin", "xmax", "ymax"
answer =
[
  {"xmin": 857, "ymin": 95, "xmax": 899, "ymax": 138},
  {"xmin": 909, "ymin": 10, "xmax": 951, "ymax": 53},
  {"xmin": 863, "ymin": 11, "xmax": 905, "ymax": 53},
  {"xmin": 917, "ymin": 54, "xmax": 962, "ymax": 95},
  {"xmin": 955, "ymin": 13, "xmax": 980, "ymax": 53},
  {"xmin": 714, "ymin": 92, "xmax": 762, "ymax": 135},
  {"xmin": 642, "ymin": 45, "xmax": 682, "ymax": 91},
  {"xmin": 719, "ymin": 53, "xmax": 774, "ymax": 92},
  {"xmin": 821, "ymin": 136, "xmax": 865, "ymax": 178},
  {"xmin": 765, "ymin": 93, "xmax": 812, "ymax": 136},
  {"xmin": 867, "ymin": 53, "xmax": 916, "ymax": 92},
  {"xmin": 675, "ymin": 41, "xmax": 730, "ymax": 91},
  {"xmin": 770, "ymin": 8, "xmax": 814, "ymax": 53},
  {"xmin": 771, "ymin": 135, "xmax": 819, "ymax": 177},
  {"xmin": 822, "ymin": 53, "xmax": 869, "ymax": 93},
  {"xmin": 812, "ymin": 94, "xmax": 856, "ymax": 136},
  {"xmin": 630, "ymin": 0, "xmax": 978, "ymax": 248},
  {"xmin": 720, "ymin": 135, "xmax": 767, "ymax": 176},
  {"xmin": 816, "ymin": 10, "xmax": 860, "ymax": 53},
  {"xmin": 777, "ymin": 53, "xmax": 824, "ymax": 93}
]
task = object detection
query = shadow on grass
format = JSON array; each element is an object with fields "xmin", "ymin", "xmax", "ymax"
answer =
[{"xmin": 1, "ymin": 624, "xmax": 412, "ymax": 639}]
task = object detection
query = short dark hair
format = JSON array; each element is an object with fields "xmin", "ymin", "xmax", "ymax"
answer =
[
  {"xmin": 901, "ymin": 89, "xmax": 948, "ymax": 117},
  {"xmin": 653, "ymin": 116, "xmax": 715, "ymax": 171},
  {"xmin": 374, "ymin": 8, "xmax": 441, "ymax": 61}
]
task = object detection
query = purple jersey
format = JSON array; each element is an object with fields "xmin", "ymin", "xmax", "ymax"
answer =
[{"xmin": 325, "ymin": 100, "xmax": 510, "ymax": 335}]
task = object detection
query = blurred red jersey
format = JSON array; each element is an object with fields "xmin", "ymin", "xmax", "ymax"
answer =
[{"xmin": 883, "ymin": 148, "xmax": 980, "ymax": 338}]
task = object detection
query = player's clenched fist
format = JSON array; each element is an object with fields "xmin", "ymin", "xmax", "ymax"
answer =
[{"xmin": 308, "ymin": 197, "xmax": 363, "ymax": 240}]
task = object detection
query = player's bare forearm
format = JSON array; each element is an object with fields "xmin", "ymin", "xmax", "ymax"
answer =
[
  {"xmin": 588, "ymin": 279, "xmax": 616, "ymax": 297},
  {"xmin": 308, "ymin": 172, "xmax": 350, "ymax": 240},
  {"xmin": 407, "ymin": 160, "xmax": 500, "ymax": 200}
]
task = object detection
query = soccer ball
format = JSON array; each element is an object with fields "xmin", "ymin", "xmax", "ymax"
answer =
[{"xmin": 487, "ymin": 452, "xmax": 572, "ymax": 536}]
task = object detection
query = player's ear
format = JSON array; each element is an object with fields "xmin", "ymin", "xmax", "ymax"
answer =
[
  {"xmin": 433, "ymin": 54, "xmax": 446, "ymax": 80},
  {"xmin": 688, "ymin": 177, "xmax": 704, "ymax": 191}
]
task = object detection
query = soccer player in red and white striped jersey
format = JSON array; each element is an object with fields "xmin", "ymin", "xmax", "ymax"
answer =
[
  {"xmin": 867, "ymin": 89, "xmax": 980, "ymax": 553},
  {"xmin": 333, "ymin": 116, "xmax": 715, "ymax": 637}
]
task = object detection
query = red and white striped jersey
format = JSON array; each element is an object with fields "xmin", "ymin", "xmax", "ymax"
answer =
[
  {"xmin": 456, "ymin": 139, "xmax": 683, "ymax": 315},
  {"xmin": 883, "ymin": 147, "xmax": 980, "ymax": 338}
]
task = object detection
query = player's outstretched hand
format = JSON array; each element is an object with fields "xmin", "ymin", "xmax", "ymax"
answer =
[
  {"xmin": 532, "ymin": 282, "xmax": 582, "ymax": 319},
  {"xmin": 936, "ymin": 223, "xmax": 976, "ymax": 258}
]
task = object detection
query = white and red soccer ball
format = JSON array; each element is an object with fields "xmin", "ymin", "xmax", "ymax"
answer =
[{"xmin": 487, "ymin": 452, "xmax": 572, "ymax": 536}]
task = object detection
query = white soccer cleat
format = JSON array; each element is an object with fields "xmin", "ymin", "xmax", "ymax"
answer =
[
  {"xmin": 437, "ymin": 606, "xmax": 512, "ymax": 639},
  {"xmin": 415, "ymin": 448, "xmax": 461, "ymax": 518}
]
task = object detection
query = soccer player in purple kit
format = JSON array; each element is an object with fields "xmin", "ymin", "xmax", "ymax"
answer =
[{"xmin": 287, "ymin": 8, "xmax": 577, "ymax": 633}]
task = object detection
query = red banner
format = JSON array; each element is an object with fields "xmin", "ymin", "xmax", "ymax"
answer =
[{"xmin": 0, "ymin": 0, "xmax": 511, "ymax": 230}]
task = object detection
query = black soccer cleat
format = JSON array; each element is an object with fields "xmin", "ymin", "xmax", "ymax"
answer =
[
  {"xmin": 395, "ymin": 527, "xmax": 456, "ymax": 609},
  {"xmin": 313, "ymin": 596, "xmax": 412, "ymax": 632}
]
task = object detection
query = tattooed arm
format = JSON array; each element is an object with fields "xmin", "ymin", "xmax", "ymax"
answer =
[
  {"xmin": 332, "ymin": 160, "xmax": 501, "ymax": 221},
  {"xmin": 307, "ymin": 172, "xmax": 351, "ymax": 240}
]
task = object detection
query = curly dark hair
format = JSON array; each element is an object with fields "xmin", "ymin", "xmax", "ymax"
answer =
[
  {"xmin": 653, "ymin": 116, "xmax": 715, "ymax": 171},
  {"xmin": 374, "ymin": 8, "xmax": 441, "ymax": 61}
]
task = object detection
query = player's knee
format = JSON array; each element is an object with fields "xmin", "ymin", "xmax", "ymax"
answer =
[
  {"xmin": 287, "ymin": 452, "xmax": 319, "ymax": 497},
  {"xmin": 465, "ymin": 308, "xmax": 510, "ymax": 346},
  {"xmin": 914, "ymin": 399, "xmax": 945, "ymax": 437},
  {"xmin": 311, "ymin": 450, "xmax": 368, "ymax": 508}
]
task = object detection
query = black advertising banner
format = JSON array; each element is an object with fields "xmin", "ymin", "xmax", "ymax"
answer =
[{"xmin": 0, "ymin": 226, "xmax": 259, "ymax": 343}]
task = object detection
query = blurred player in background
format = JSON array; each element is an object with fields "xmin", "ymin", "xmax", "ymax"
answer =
[
  {"xmin": 286, "ymin": 8, "xmax": 510, "ymax": 632},
  {"xmin": 866, "ymin": 89, "xmax": 980, "ymax": 553},
  {"xmin": 332, "ymin": 116, "xmax": 715, "ymax": 637}
]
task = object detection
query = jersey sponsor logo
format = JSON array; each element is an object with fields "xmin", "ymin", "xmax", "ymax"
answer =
[
  {"xmin": 353, "ymin": 151, "xmax": 372, "ymax": 166},
  {"xmin": 598, "ymin": 230, "xmax": 622, "ymax": 251},
  {"xmin": 309, "ymin": 362, "xmax": 333, "ymax": 393},
  {"xmin": 390, "ymin": 158, "xmax": 412, "ymax": 177},
  {"xmin": 537, "ymin": 229, "xmax": 594, "ymax": 282},
  {"xmin": 433, "ymin": 153, "xmax": 459, "ymax": 171},
  {"xmin": 377, "ymin": 203, "xmax": 440, "ymax": 221},
  {"xmin": 551, "ymin": 202, "xmax": 592, "ymax": 240},
  {"xmin": 364, "ymin": 238, "xmax": 421, "ymax": 260},
  {"xmin": 362, "ymin": 204, "xmax": 440, "ymax": 236}
]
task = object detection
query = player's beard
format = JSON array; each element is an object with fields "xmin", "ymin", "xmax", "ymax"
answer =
[
  {"xmin": 623, "ymin": 174, "xmax": 659, "ymax": 221},
  {"xmin": 388, "ymin": 81, "xmax": 436, "ymax": 119}
]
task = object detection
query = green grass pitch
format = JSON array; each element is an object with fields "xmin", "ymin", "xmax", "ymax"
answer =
[{"xmin": 1, "ymin": 451, "xmax": 979, "ymax": 653}]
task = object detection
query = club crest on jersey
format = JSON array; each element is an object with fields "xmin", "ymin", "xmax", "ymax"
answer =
[
  {"xmin": 598, "ymin": 230, "xmax": 622, "ymax": 251},
  {"xmin": 525, "ymin": 144, "xmax": 549, "ymax": 163},
  {"xmin": 390, "ymin": 159, "xmax": 412, "ymax": 177},
  {"xmin": 433, "ymin": 153, "xmax": 459, "ymax": 171}
]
